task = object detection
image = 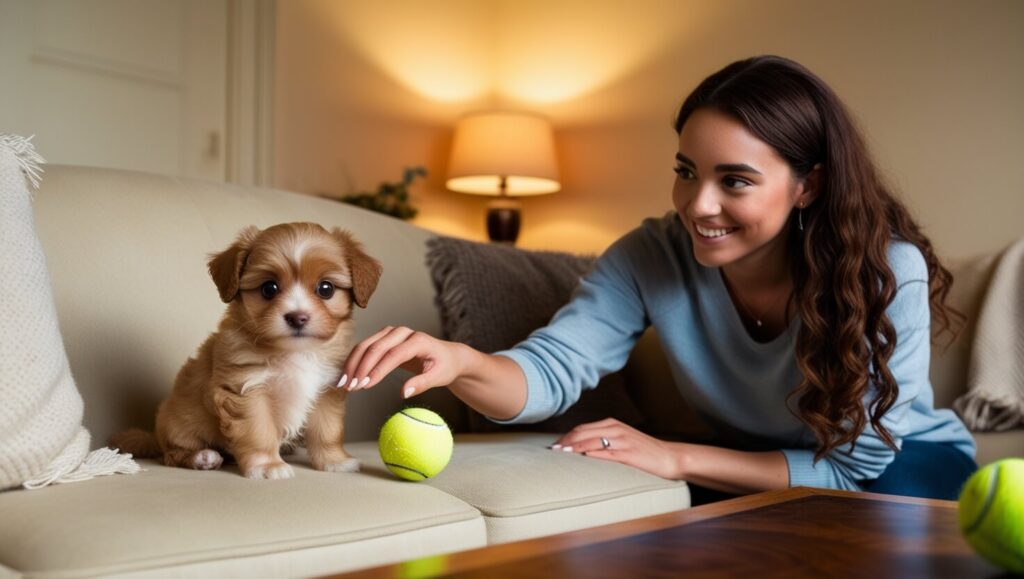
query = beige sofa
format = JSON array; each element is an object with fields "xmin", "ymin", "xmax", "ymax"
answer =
[{"xmin": 1, "ymin": 165, "xmax": 1020, "ymax": 578}]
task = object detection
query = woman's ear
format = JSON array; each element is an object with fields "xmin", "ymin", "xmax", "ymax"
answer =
[
  {"xmin": 798, "ymin": 163, "xmax": 824, "ymax": 207},
  {"xmin": 207, "ymin": 226, "xmax": 260, "ymax": 303},
  {"xmin": 331, "ymin": 228, "xmax": 383, "ymax": 308}
]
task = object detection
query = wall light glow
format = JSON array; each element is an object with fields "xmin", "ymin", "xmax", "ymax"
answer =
[
  {"xmin": 519, "ymin": 218, "xmax": 619, "ymax": 254},
  {"xmin": 495, "ymin": 0, "xmax": 694, "ymax": 104},
  {"xmin": 319, "ymin": 0, "xmax": 697, "ymax": 107},
  {"xmin": 324, "ymin": 0, "xmax": 494, "ymax": 103}
]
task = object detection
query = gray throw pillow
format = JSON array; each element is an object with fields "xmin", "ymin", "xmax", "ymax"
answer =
[{"xmin": 426, "ymin": 236, "xmax": 645, "ymax": 433}]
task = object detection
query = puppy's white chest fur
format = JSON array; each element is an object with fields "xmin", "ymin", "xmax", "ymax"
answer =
[{"xmin": 268, "ymin": 351, "xmax": 336, "ymax": 441}]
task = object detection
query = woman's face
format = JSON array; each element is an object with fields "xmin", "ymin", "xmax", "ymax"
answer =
[{"xmin": 672, "ymin": 108, "xmax": 813, "ymax": 272}]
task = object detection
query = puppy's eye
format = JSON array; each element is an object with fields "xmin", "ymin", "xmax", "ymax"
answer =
[
  {"xmin": 316, "ymin": 280, "xmax": 335, "ymax": 299},
  {"xmin": 260, "ymin": 281, "xmax": 279, "ymax": 300}
]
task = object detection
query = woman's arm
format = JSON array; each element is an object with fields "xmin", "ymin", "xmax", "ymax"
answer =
[
  {"xmin": 671, "ymin": 443, "xmax": 789, "ymax": 494},
  {"xmin": 555, "ymin": 418, "xmax": 788, "ymax": 493}
]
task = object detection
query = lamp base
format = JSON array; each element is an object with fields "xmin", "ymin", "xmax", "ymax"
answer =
[{"xmin": 486, "ymin": 198, "xmax": 521, "ymax": 244}]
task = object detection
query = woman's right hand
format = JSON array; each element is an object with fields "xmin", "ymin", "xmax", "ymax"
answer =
[{"xmin": 339, "ymin": 326, "xmax": 466, "ymax": 399}]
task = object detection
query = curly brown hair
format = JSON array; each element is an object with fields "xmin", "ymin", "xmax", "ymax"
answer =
[{"xmin": 674, "ymin": 56, "xmax": 963, "ymax": 460}]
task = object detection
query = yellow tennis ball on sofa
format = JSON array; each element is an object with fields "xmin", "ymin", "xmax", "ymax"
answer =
[
  {"xmin": 958, "ymin": 458, "xmax": 1024, "ymax": 573},
  {"xmin": 378, "ymin": 407, "xmax": 453, "ymax": 481}
]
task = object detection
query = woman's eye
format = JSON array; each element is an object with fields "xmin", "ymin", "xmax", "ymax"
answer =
[
  {"xmin": 260, "ymin": 281, "xmax": 279, "ymax": 300},
  {"xmin": 723, "ymin": 176, "xmax": 751, "ymax": 189},
  {"xmin": 316, "ymin": 281, "xmax": 335, "ymax": 299},
  {"xmin": 673, "ymin": 166, "xmax": 695, "ymax": 180}
]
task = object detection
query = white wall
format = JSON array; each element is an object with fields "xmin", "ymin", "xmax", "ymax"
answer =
[{"xmin": 275, "ymin": 0, "xmax": 1024, "ymax": 258}]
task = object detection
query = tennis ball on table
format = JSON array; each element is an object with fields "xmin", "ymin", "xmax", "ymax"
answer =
[
  {"xmin": 378, "ymin": 407, "xmax": 453, "ymax": 481},
  {"xmin": 958, "ymin": 458, "xmax": 1024, "ymax": 573}
]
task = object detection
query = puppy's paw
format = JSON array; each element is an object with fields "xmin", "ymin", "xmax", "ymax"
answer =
[
  {"xmin": 190, "ymin": 449, "xmax": 224, "ymax": 470},
  {"xmin": 244, "ymin": 461, "xmax": 294, "ymax": 480},
  {"xmin": 321, "ymin": 458, "xmax": 361, "ymax": 473}
]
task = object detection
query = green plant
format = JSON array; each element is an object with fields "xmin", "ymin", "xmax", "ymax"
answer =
[{"xmin": 339, "ymin": 166, "xmax": 425, "ymax": 220}]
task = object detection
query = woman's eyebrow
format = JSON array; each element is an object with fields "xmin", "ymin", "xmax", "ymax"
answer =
[
  {"xmin": 676, "ymin": 153, "xmax": 762, "ymax": 175},
  {"xmin": 715, "ymin": 163, "xmax": 762, "ymax": 175}
]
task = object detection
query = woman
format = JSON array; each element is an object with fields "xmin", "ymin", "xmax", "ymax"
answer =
[{"xmin": 341, "ymin": 55, "xmax": 976, "ymax": 501}]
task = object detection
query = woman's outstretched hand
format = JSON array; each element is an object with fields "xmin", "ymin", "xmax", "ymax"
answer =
[
  {"xmin": 553, "ymin": 418, "xmax": 686, "ymax": 480},
  {"xmin": 339, "ymin": 326, "xmax": 465, "ymax": 399}
]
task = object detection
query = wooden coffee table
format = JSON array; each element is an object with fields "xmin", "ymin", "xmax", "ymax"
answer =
[{"xmin": 331, "ymin": 487, "xmax": 1002, "ymax": 578}]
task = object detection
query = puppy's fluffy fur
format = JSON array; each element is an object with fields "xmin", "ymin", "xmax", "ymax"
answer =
[{"xmin": 112, "ymin": 223, "xmax": 382, "ymax": 479}]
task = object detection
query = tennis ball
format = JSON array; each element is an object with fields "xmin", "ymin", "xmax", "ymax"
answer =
[
  {"xmin": 378, "ymin": 407, "xmax": 453, "ymax": 481},
  {"xmin": 398, "ymin": 554, "xmax": 448, "ymax": 578},
  {"xmin": 958, "ymin": 458, "xmax": 1024, "ymax": 573}
]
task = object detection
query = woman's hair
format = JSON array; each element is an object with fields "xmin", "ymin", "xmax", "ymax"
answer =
[{"xmin": 674, "ymin": 55, "xmax": 963, "ymax": 460}]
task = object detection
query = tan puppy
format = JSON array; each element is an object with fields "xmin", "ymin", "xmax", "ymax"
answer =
[{"xmin": 112, "ymin": 223, "xmax": 382, "ymax": 479}]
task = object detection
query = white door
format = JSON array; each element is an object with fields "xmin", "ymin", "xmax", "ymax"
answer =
[{"xmin": 0, "ymin": 0, "xmax": 228, "ymax": 182}]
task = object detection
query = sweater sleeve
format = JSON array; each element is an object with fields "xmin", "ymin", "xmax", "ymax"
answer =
[
  {"xmin": 782, "ymin": 244, "xmax": 932, "ymax": 490},
  {"xmin": 491, "ymin": 233, "xmax": 651, "ymax": 424}
]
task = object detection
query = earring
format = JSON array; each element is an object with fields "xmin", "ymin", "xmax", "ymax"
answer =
[{"xmin": 798, "ymin": 205, "xmax": 804, "ymax": 231}]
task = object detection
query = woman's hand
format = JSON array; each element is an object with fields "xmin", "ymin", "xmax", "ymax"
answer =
[
  {"xmin": 553, "ymin": 418, "xmax": 686, "ymax": 480},
  {"xmin": 340, "ymin": 326, "xmax": 466, "ymax": 398}
]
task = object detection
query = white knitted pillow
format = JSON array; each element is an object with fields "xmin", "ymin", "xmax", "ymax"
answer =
[{"xmin": 0, "ymin": 134, "xmax": 138, "ymax": 491}]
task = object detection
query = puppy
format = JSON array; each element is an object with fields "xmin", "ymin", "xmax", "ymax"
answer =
[{"xmin": 111, "ymin": 222, "xmax": 382, "ymax": 479}]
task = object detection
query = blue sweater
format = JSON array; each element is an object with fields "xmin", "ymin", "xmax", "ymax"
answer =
[{"xmin": 496, "ymin": 213, "xmax": 975, "ymax": 490}]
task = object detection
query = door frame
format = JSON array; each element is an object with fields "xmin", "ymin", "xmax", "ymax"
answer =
[{"xmin": 226, "ymin": 0, "xmax": 275, "ymax": 186}]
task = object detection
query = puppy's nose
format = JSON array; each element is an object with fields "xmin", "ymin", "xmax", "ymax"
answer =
[{"xmin": 284, "ymin": 312, "xmax": 310, "ymax": 329}]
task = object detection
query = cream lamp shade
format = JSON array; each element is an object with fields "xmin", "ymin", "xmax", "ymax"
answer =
[{"xmin": 446, "ymin": 112, "xmax": 561, "ymax": 196}]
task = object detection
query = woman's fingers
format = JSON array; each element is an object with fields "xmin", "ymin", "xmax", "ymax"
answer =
[
  {"xmin": 552, "ymin": 418, "xmax": 626, "ymax": 448},
  {"xmin": 364, "ymin": 331, "xmax": 437, "ymax": 390},
  {"xmin": 342, "ymin": 325, "xmax": 397, "ymax": 385},
  {"xmin": 342, "ymin": 327, "xmax": 458, "ymax": 398},
  {"xmin": 342, "ymin": 326, "xmax": 415, "ymax": 390},
  {"xmin": 546, "ymin": 418, "xmax": 681, "ymax": 479},
  {"xmin": 401, "ymin": 362, "xmax": 446, "ymax": 399}
]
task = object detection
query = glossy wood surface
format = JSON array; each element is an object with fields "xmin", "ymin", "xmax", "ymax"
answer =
[{"xmin": 329, "ymin": 487, "xmax": 1004, "ymax": 578}]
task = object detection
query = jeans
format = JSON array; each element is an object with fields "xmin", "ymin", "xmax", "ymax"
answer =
[
  {"xmin": 688, "ymin": 440, "xmax": 978, "ymax": 506},
  {"xmin": 861, "ymin": 440, "xmax": 977, "ymax": 500}
]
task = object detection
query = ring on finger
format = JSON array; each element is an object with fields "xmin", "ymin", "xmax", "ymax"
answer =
[{"xmin": 600, "ymin": 436, "xmax": 611, "ymax": 450}]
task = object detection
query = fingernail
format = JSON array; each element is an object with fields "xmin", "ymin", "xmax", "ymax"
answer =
[
  {"xmin": 561, "ymin": 446, "xmax": 573, "ymax": 452},
  {"xmin": 550, "ymin": 444, "xmax": 562, "ymax": 450},
  {"xmin": 360, "ymin": 377, "xmax": 370, "ymax": 388},
  {"xmin": 349, "ymin": 377, "xmax": 360, "ymax": 389},
  {"xmin": 403, "ymin": 387, "xmax": 414, "ymax": 398},
  {"xmin": 338, "ymin": 374, "xmax": 348, "ymax": 388}
]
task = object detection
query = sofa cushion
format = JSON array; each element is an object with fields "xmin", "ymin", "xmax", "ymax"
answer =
[
  {"xmin": 0, "ymin": 457, "xmax": 485, "ymax": 578},
  {"xmin": 347, "ymin": 433, "xmax": 690, "ymax": 545},
  {"xmin": 426, "ymin": 236, "xmax": 644, "ymax": 433}
]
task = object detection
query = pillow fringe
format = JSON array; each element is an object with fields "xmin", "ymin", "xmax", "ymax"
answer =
[
  {"xmin": 22, "ymin": 429, "xmax": 142, "ymax": 490},
  {"xmin": 427, "ymin": 238, "xmax": 477, "ymax": 345},
  {"xmin": 953, "ymin": 391, "xmax": 1024, "ymax": 432},
  {"xmin": 0, "ymin": 133, "xmax": 45, "ymax": 190}
]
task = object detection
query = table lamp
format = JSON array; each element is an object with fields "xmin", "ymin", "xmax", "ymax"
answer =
[{"xmin": 446, "ymin": 111, "xmax": 560, "ymax": 244}]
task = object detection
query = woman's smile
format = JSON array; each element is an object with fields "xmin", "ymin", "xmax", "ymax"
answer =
[{"xmin": 693, "ymin": 222, "xmax": 740, "ymax": 241}]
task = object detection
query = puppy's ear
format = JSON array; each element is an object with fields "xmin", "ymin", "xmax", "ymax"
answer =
[
  {"xmin": 207, "ymin": 226, "xmax": 260, "ymax": 303},
  {"xmin": 331, "ymin": 228, "xmax": 382, "ymax": 308}
]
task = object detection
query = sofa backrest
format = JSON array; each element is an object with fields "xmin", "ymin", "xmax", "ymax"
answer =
[
  {"xmin": 34, "ymin": 165, "xmax": 464, "ymax": 446},
  {"xmin": 928, "ymin": 253, "xmax": 999, "ymax": 409},
  {"xmin": 33, "ymin": 165, "xmax": 991, "ymax": 449}
]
